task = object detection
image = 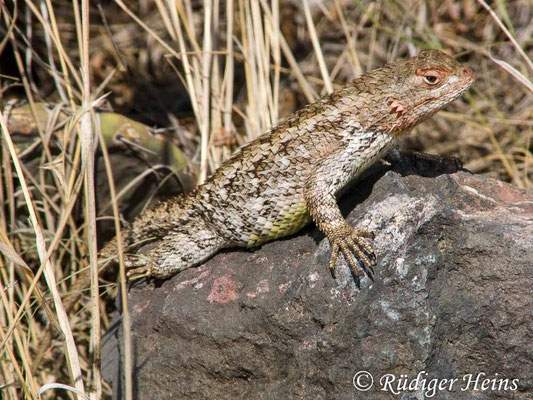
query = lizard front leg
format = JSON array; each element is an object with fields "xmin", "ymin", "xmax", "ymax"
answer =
[
  {"xmin": 303, "ymin": 141, "xmax": 388, "ymax": 280},
  {"xmin": 305, "ymin": 189, "xmax": 376, "ymax": 280}
]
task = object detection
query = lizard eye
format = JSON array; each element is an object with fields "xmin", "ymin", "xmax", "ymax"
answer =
[
  {"xmin": 416, "ymin": 67, "xmax": 446, "ymax": 87},
  {"xmin": 423, "ymin": 75, "xmax": 438, "ymax": 84}
]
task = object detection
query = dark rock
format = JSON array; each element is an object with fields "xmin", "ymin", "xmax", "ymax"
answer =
[{"xmin": 103, "ymin": 165, "xmax": 533, "ymax": 400}]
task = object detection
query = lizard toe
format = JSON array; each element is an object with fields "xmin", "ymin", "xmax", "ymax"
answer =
[
  {"xmin": 346, "ymin": 236, "xmax": 374, "ymax": 273},
  {"xmin": 354, "ymin": 228, "xmax": 375, "ymax": 240},
  {"xmin": 327, "ymin": 225, "xmax": 376, "ymax": 281},
  {"xmin": 338, "ymin": 241, "xmax": 361, "ymax": 279},
  {"xmin": 328, "ymin": 243, "xmax": 340, "ymax": 278},
  {"xmin": 350, "ymin": 234, "xmax": 376, "ymax": 265}
]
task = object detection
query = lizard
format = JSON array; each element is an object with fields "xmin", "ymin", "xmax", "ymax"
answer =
[{"xmin": 96, "ymin": 49, "xmax": 475, "ymax": 284}]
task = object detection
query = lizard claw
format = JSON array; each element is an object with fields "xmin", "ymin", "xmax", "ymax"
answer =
[{"xmin": 327, "ymin": 226, "xmax": 376, "ymax": 281}]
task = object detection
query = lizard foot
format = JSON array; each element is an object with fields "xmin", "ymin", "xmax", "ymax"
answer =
[
  {"xmin": 127, "ymin": 266, "xmax": 152, "ymax": 280},
  {"xmin": 124, "ymin": 255, "xmax": 153, "ymax": 280},
  {"xmin": 407, "ymin": 151, "xmax": 463, "ymax": 171},
  {"xmin": 327, "ymin": 226, "xmax": 376, "ymax": 280},
  {"xmin": 389, "ymin": 149, "xmax": 463, "ymax": 175}
]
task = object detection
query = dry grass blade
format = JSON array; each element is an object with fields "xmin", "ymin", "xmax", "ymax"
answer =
[
  {"xmin": 259, "ymin": 0, "xmax": 317, "ymax": 103},
  {"xmin": 199, "ymin": 0, "xmax": 213, "ymax": 183},
  {"xmin": 0, "ymin": 242, "xmax": 32, "ymax": 270},
  {"xmin": 75, "ymin": 0, "xmax": 102, "ymax": 397},
  {"xmin": 96, "ymin": 120, "xmax": 133, "ymax": 400},
  {"xmin": 223, "ymin": 0, "xmax": 235, "ymax": 153},
  {"xmin": 0, "ymin": 109, "xmax": 85, "ymax": 396},
  {"xmin": 38, "ymin": 383, "xmax": 89, "ymax": 400},
  {"xmin": 302, "ymin": 0, "xmax": 333, "ymax": 93},
  {"xmin": 333, "ymin": 0, "xmax": 362, "ymax": 76},
  {"xmin": 0, "ymin": 278, "xmax": 36, "ymax": 399},
  {"xmin": 488, "ymin": 55, "xmax": 533, "ymax": 92},
  {"xmin": 476, "ymin": 0, "xmax": 533, "ymax": 72}
]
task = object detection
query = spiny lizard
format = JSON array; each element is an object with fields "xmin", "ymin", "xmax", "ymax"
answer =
[{"xmin": 99, "ymin": 50, "xmax": 474, "ymax": 283}]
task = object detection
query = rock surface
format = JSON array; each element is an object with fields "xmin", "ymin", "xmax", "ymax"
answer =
[{"xmin": 102, "ymin": 161, "xmax": 533, "ymax": 399}]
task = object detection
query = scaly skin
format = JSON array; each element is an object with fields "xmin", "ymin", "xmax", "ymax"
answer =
[{"xmin": 100, "ymin": 50, "xmax": 475, "ymax": 281}]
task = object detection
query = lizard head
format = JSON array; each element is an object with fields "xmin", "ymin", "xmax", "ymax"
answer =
[{"xmin": 373, "ymin": 50, "xmax": 475, "ymax": 135}]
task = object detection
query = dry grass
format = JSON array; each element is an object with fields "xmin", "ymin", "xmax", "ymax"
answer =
[{"xmin": 0, "ymin": 0, "xmax": 531, "ymax": 398}]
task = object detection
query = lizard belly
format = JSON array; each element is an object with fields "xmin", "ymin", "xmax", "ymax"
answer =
[
  {"xmin": 197, "ymin": 175, "xmax": 313, "ymax": 248},
  {"xmin": 246, "ymin": 200, "xmax": 310, "ymax": 247}
]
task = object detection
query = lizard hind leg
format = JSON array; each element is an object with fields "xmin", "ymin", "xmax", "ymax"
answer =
[{"xmin": 126, "ymin": 225, "xmax": 227, "ymax": 280}]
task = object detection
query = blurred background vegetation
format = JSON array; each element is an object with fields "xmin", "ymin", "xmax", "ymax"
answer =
[{"xmin": 0, "ymin": 0, "xmax": 531, "ymax": 398}]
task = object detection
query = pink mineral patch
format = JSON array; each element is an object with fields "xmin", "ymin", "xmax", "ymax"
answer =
[
  {"xmin": 132, "ymin": 299, "xmax": 151, "ymax": 314},
  {"xmin": 173, "ymin": 268, "xmax": 210, "ymax": 292},
  {"xmin": 257, "ymin": 279, "xmax": 269, "ymax": 294},
  {"xmin": 207, "ymin": 274, "xmax": 237, "ymax": 304},
  {"xmin": 459, "ymin": 174, "xmax": 527, "ymax": 204},
  {"xmin": 298, "ymin": 339, "xmax": 316, "ymax": 351},
  {"xmin": 245, "ymin": 279, "xmax": 270, "ymax": 298}
]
